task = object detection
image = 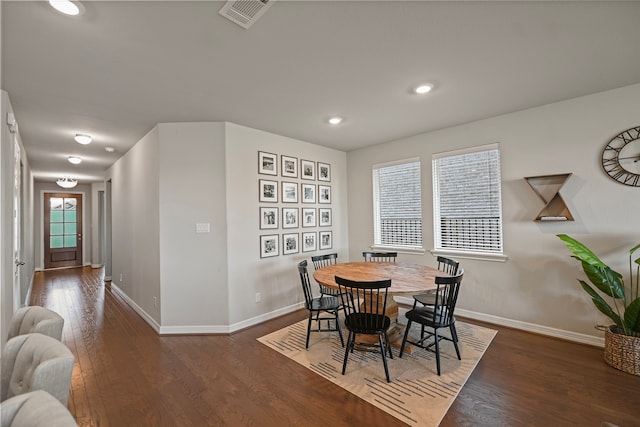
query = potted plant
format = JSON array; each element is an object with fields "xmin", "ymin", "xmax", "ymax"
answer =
[{"xmin": 557, "ymin": 234, "xmax": 640, "ymax": 375}]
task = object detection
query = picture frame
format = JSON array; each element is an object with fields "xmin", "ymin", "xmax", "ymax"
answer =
[
  {"xmin": 282, "ymin": 207, "xmax": 299, "ymax": 229},
  {"xmin": 301, "ymin": 183, "xmax": 316, "ymax": 203},
  {"xmin": 302, "ymin": 208, "xmax": 316, "ymax": 227},
  {"xmin": 319, "ymin": 208, "xmax": 332, "ymax": 227},
  {"xmin": 282, "ymin": 233, "xmax": 299, "ymax": 255},
  {"xmin": 301, "ymin": 159, "xmax": 316, "ymax": 180},
  {"xmin": 302, "ymin": 232, "xmax": 317, "ymax": 252},
  {"xmin": 259, "ymin": 179, "xmax": 278, "ymax": 203},
  {"xmin": 318, "ymin": 162, "xmax": 331, "ymax": 182},
  {"xmin": 281, "ymin": 181, "xmax": 298, "ymax": 203},
  {"xmin": 319, "ymin": 231, "xmax": 332, "ymax": 250},
  {"xmin": 281, "ymin": 155, "xmax": 298, "ymax": 178},
  {"xmin": 260, "ymin": 234, "xmax": 279, "ymax": 258},
  {"xmin": 258, "ymin": 151, "xmax": 277, "ymax": 176},
  {"xmin": 318, "ymin": 185, "xmax": 331, "ymax": 204},
  {"xmin": 259, "ymin": 207, "xmax": 278, "ymax": 229}
]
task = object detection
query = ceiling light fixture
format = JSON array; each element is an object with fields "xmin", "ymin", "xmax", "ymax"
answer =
[
  {"xmin": 414, "ymin": 83, "xmax": 434, "ymax": 95},
  {"xmin": 49, "ymin": 0, "xmax": 82, "ymax": 16},
  {"xmin": 105, "ymin": 147, "xmax": 115, "ymax": 153},
  {"xmin": 74, "ymin": 133, "xmax": 92, "ymax": 144},
  {"xmin": 56, "ymin": 176, "xmax": 78, "ymax": 189},
  {"xmin": 328, "ymin": 117, "xmax": 343, "ymax": 125},
  {"xmin": 68, "ymin": 156, "xmax": 82, "ymax": 164}
]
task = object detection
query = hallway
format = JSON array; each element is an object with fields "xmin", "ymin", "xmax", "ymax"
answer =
[{"xmin": 29, "ymin": 266, "xmax": 640, "ymax": 427}]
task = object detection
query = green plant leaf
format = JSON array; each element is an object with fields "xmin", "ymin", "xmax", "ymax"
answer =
[
  {"xmin": 631, "ymin": 243, "xmax": 640, "ymax": 266},
  {"xmin": 581, "ymin": 261, "xmax": 625, "ymax": 299},
  {"xmin": 623, "ymin": 296, "xmax": 640, "ymax": 334},
  {"xmin": 579, "ymin": 280, "xmax": 622, "ymax": 327},
  {"xmin": 557, "ymin": 234, "xmax": 607, "ymax": 268}
]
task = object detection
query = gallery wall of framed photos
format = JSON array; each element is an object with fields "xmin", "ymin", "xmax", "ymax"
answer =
[{"xmin": 258, "ymin": 150, "xmax": 333, "ymax": 258}]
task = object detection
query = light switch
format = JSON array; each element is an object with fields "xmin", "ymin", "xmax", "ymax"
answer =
[{"xmin": 196, "ymin": 223, "xmax": 210, "ymax": 233}]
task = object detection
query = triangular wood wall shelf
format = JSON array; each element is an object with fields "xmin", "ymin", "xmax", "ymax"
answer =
[{"xmin": 525, "ymin": 173, "xmax": 574, "ymax": 221}]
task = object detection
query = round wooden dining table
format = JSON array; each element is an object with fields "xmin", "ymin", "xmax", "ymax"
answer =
[
  {"xmin": 312, "ymin": 261, "xmax": 442, "ymax": 295},
  {"xmin": 313, "ymin": 261, "xmax": 444, "ymax": 351}
]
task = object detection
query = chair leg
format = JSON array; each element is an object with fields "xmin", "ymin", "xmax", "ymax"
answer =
[
  {"xmin": 378, "ymin": 333, "xmax": 391, "ymax": 383},
  {"xmin": 400, "ymin": 319, "xmax": 412, "ymax": 357},
  {"xmin": 434, "ymin": 328, "xmax": 441, "ymax": 375},
  {"xmin": 384, "ymin": 330, "xmax": 393, "ymax": 359},
  {"xmin": 306, "ymin": 312, "xmax": 313, "ymax": 348},
  {"xmin": 342, "ymin": 331, "xmax": 354, "ymax": 375},
  {"xmin": 335, "ymin": 311, "xmax": 344, "ymax": 347},
  {"xmin": 450, "ymin": 324, "xmax": 461, "ymax": 360}
]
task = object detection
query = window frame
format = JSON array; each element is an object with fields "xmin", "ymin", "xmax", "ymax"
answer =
[
  {"xmin": 431, "ymin": 143, "xmax": 507, "ymax": 262},
  {"xmin": 371, "ymin": 157, "xmax": 425, "ymax": 253}
]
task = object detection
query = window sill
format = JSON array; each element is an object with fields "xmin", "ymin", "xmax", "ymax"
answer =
[
  {"xmin": 371, "ymin": 245, "xmax": 426, "ymax": 255},
  {"xmin": 430, "ymin": 249, "xmax": 508, "ymax": 263}
]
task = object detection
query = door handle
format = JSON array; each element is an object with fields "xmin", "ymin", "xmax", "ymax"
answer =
[{"xmin": 15, "ymin": 260, "xmax": 25, "ymax": 266}]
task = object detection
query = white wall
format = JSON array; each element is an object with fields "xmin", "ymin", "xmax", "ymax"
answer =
[
  {"xmin": 157, "ymin": 122, "xmax": 228, "ymax": 330},
  {"xmin": 108, "ymin": 127, "xmax": 162, "ymax": 326},
  {"xmin": 225, "ymin": 122, "xmax": 348, "ymax": 328},
  {"xmin": 347, "ymin": 83, "xmax": 640, "ymax": 342},
  {"xmin": 1, "ymin": 90, "xmax": 35, "ymax": 349},
  {"xmin": 107, "ymin": 121, "xmax": 348, "ymax": 333}
]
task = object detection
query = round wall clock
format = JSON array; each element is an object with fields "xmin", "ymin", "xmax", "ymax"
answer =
[{"xmin": 601, "ymin": 125, "xmax": 640, "ymax": 187}]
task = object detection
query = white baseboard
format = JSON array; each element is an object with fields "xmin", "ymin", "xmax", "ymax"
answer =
[
  {"xmin": 110, "ymin": 283, "xmax": 304, "ymax": 335},
  {"xmin": 394, "ymin": 296, "xmax": 604, "ymax": 348},
  {"xmin": 110, "ymin": 284, "xmax": 161, "ymax": 333}
]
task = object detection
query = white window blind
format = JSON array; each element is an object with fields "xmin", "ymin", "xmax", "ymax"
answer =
[
  {"xmin": 372, "ymin": 158, "xmax": 422, "ymax": 249},
  {"xmin": 432, "ymin": 144, "xmax": 503, "ymax": 254}
]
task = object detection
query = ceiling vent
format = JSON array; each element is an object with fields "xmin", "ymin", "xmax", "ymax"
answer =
[{"xmin": 219, "ymin": 0, "xmax": 274, "ymax": 29}]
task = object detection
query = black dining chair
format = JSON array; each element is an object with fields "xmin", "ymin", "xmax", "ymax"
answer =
[
  {"xmin": 335, "ymin": 275, "xmax": 393, "ymax": 382},
  {"xmin": 311, "ymin": 253, "xmax": 341, "ymax": 297},
  {"xmin": 362, "ymin": 251, "xmax": 397, "ymax": 262},
  {"xmin": 400, "ymin": 269, "xmax": 464, "ymax": 375},
  {"xmin": 297, "ymin": 260, "xmax": 344, "ymax": 349},
  {"xmin": 411, "ymin": 256, "xmax": 460, "ymax": 308}
]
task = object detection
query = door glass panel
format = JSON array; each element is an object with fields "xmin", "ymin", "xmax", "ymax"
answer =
[
  {"xmin": 51, "ymin": 210, "xmax": 63, "ymax": 222},
  {"xmin": 64, "ymin": 210, "xmax": 77, "ymax": 222},
  {"xmin": 50, "ymin": 223, "xmax": 64, "ymax": 235},
  {"xmin": 65, "ymin": 223, "xmax": 77, "ymax": 234},
  {"xmin": 50, "ymin": 198, "xmax": 63, "ymax": 210},
  {"xmin": 64, "ymin": 235, "xmax": 76, "ymax": 247},
  {"xmin": 51, "ymin": 236, "xmax": 64, "ymax": 248}
]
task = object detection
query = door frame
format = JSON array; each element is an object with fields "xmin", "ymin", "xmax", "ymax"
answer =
[{"xmin": 40, "ymin": 190, "xmax": 87, "ymax": 270}]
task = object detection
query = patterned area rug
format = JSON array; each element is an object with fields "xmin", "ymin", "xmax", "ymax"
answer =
[{"xmin": 258, "ymin": 317, "xmax": 497, "ymax": 426}]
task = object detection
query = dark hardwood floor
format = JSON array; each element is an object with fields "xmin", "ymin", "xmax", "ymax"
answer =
[{"xmin": 29, "ymin": 266, "xmax": 639, "ymax": 427}]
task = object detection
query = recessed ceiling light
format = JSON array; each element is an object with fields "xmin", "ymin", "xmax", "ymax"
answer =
[
  {"xmin": 414, "ymin": 83, "xmax": 434, "ymax": 95},
  {"xmin": 74, "ymin": 134, "xmax": 92, "ymax": 144},
  {"xmin": 328, "ymin": 117, "xmax": 343, "ymax": 125},
  {"xmin": 49, "ymin": 0, "xmax": 83, "ymax": 16},
  {"xmin": 68, "ymin": 156, "xmax": 82, "ymax": 164},
  {"xmin": 105, "ymin": 147, "xmax": 115, "ymax": 153}
]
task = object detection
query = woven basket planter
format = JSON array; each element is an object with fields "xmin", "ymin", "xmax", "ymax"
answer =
[{"xmin": 604, "ymin": 326, "xmax": 640, "ymax": 376}]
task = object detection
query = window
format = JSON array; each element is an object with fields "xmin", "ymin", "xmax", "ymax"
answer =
[
  {"xmin": 433, "ymin": 143, "xmax": 503, "ymax": 255},
  {"xmin": 372, "ymin": 158, "xmax": 422, "ymax": 250}
]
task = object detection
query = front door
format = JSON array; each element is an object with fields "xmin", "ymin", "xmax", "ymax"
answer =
[{"xmin": 44, "ymin": 193, "xmax": 83, "ymax": 269}]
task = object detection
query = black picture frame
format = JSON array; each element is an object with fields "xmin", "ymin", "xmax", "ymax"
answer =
[{"xmin": 258, "ymin": 151, "xmax": 277, "ymax": 176}]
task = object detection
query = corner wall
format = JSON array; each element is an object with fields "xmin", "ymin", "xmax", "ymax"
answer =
[{"xmin": 347, "ymin": 83, "xmax": 640, "ymax": 341}]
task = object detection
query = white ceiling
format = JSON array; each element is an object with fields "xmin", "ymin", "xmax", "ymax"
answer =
[{"xmin": 3, "ymin": 1, "xmax": 640, "ymax": 184}]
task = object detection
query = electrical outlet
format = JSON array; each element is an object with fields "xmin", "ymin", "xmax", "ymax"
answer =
[
  {"xmin": 153, "ymin": 296, "xmax": 157, "ymax": 307},
  {"xmin": 255, "ymin": 292, "xmax": 261, "ymax": 303},
  {"xmin": 119, "ymin": 273, "xmax": 123, "ymax": 282}
]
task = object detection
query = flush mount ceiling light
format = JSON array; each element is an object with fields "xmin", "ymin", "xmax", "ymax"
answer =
[
  {"xmin": 49, "ymin": 0, "xmax": 84, "ymax": 16},
  {"xmin": 56, "ymin": 176, "xmax": 78, "ymax": 189},
  {"xmin": 328, "ymin": 117, "xmax": 343, "ymax": 125},
  {"xmin": 414, "ymin": 83, "xmax": 434, "ymax": 95},
  {"xmin": 74, "ymin": 133, "xmax": 92, "ymax": 144},
  {"xmin": 68, "ymin": 156, "xmax": 82, "ymax": 164}
]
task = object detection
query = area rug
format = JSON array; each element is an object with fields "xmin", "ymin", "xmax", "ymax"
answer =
[{"xmin": 257, "ymin": 317, "xmax": 497, "ymax": 426}]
